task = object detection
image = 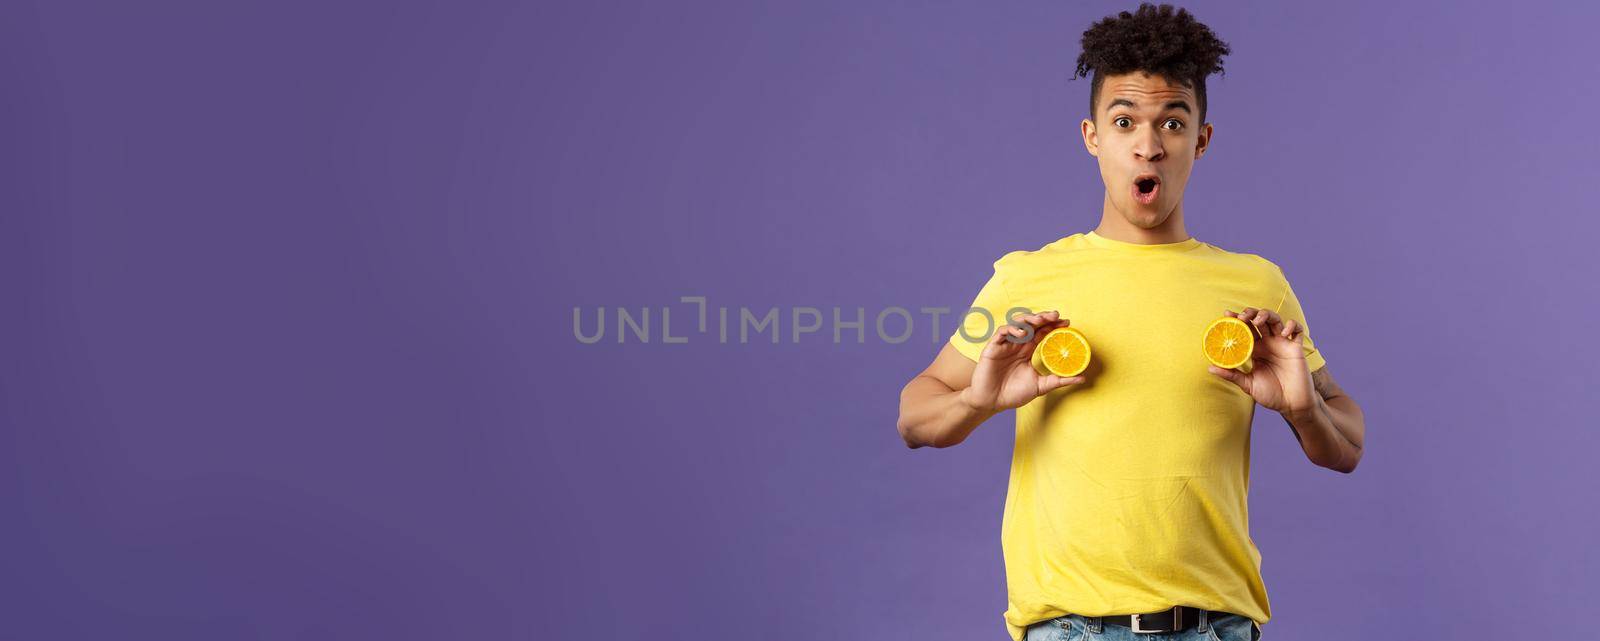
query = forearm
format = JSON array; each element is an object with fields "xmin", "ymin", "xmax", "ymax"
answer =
[
  {"xmin": 897, "ymin": 375, "xmax": 999, "ymax": 449},
  {"xmin": 1283, "ymin": 394, "xmax": 1365, "ymax": 473}
]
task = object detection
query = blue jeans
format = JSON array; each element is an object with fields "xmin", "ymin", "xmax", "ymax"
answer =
[{"xmin": 1024, "ymin": 611, "xmax": 1261, "ymax": 641}]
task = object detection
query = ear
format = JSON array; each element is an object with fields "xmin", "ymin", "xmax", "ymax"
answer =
[
  {"xmin": 1081, "ymin": 117, "xmax": 1099, "ymax": 157},
  {"xmin": 1194, "ymin": 122, "xmax": 1214, "ymax": 159}
]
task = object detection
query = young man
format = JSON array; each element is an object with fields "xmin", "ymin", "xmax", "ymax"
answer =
[{"xmin": 895, "ymin": 4, "xmax": 1366, "ymax": 640}]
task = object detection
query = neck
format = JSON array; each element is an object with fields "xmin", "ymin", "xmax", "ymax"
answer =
[{"xmin": 1093, "ymin": 195, "xmax": 1190, "ymax": 244}]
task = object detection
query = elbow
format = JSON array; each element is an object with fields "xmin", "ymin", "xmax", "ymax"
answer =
[
  {"xmin": 1326, "ymin": 447, "xmax": 1363, "ymax": 474},
  {"xmin": 897, "ymin": 380, "xmax": 932, "ymax": 449},
  {"xmin": 897, "ymin": 420, "xmax": 923, "ymax": 449},
  {"xmin": 897, "ymin": 416, "xmax": 955, "ymax": 449},
  {"xmin": 896, "ymin": 417, "xmax": 942, "ymax": 449},
  {"xmin": 896, "ymin": 387, "xmax": 918, "ymax": 448},
  {"xmin": 895, "ymin": 376, "xmax": 963, "ymax": 449}
]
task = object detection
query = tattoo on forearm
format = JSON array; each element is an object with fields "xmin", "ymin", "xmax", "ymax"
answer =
[
  {"xmin": 1311, "ymin": 366, "xmax": 1342, "ymax": 401},
  {"xmin": 1276, "ymin": 365, "xmax": 1362, "ymax": 470},
  {"xmin": 1310, "ymin": 366, "xmax": 1362, "ymax": 455}
]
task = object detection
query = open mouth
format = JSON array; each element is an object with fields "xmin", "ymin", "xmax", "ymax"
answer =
[{"xmin": 1133, "ymin": 174, "xmax": 1161, "ymax": 205}]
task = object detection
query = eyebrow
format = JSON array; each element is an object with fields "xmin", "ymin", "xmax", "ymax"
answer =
[{"xmin": 1107, "ymin": 98, "xmax": 1192, "ymax": 115}]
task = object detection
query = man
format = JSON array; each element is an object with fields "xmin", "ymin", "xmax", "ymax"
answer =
[{"xmin": 895, "ymin": 4, "xmax": 1366, "ymax": 640}]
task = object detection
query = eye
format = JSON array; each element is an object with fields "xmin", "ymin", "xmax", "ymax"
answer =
[
  {"xmin": 1163, "ymin": 118, "xmax": 1184, "ymax": 131},
  {"xmin": 1114, "ymin": 117, "xmax": 1132, "ymax": 128}
]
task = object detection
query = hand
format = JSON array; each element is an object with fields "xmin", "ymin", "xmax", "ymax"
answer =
[
  {"xmin": 961, "ymin": 310, "xmax": 1087, "ymax": 413},
  {"xmin": 1207, "ymin": 307, "xmax": 1317, "ymax": 415}
]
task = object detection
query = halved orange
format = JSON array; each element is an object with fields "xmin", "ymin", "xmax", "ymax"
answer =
[
  {"xmin": 1035, "ymin": 327, "xmax": 1091, "ymax": 377},
  {"xmin": 1202, "ymin": 316, "xmax": 1255, "ymax": 369}
]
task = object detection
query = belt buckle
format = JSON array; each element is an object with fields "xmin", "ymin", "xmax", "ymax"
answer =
[
  {"xmin": 1130, "ymin": 608, "xmax": 1179, "ymax": 634},
  {"xmin": 1130, "ymin": 613, "xmax": 1161, "ymax": 634}
]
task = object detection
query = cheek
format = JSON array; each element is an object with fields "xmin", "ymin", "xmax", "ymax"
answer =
[{"xmin": 1097, "ymin": 162, "xmax": 1119, "ymax": 185}]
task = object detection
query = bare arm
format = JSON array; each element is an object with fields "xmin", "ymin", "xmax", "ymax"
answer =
[
  {"xmin": 1282, "ymin": 366, "xmax": 1366, "ymax": 473},
  {"xmin": 897, "ymin": 344, "xmax": 996, "ymax": 448},
  {"xmin": 897, "ymin": 311, "xmax": 1084, "ymax": 449},
  {"xmin": 1208, "ymin": 307, "xmax": 1365, "ymax": 474}
]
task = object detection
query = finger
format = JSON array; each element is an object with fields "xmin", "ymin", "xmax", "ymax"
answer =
[
  {"xmin": 1031, "ymin": 317, "xmax": 1071, "ymax": 337},
  {"xmin": 1232, "ymin": 308, "xmax": 1254, "ymax": 336},
  {"xmin": 1253, "ymin": 310, "xmax": 1278, "ymax": 339},
  {"xmin": 1005, "ymin": 318, "xmax": 1039, "ymax": 343},
  {"xmin": 1237, "ymin": 307, "xmax": 1261, "ymax": 335},
  {"xmin": 982, "ymin": 323, "xmax": 1024, "ymax": 355},
  {"xmin": 1015, "ymin": 316, "xmax": 1070, "ymax": 346},
  {"xmin": 997, "ymin": 314, "xmax": 1040, "ymax": 344},
  {"xmin": 1040, "ymin": 374, "xmax": 1087, "ymax": 393},
  {"xmin": 1002, "ymin": 323, "xmax": 1030, "ymax": 344},
  {"xmin": 1247, "ymin": 308, "xmax": 1272, "ymax": 335},
  {"xmin": 988, "ymin": 325, "xmax": 1011, "ymax": 345},
  {"xmin": 985, "ymin": 328, "xmax": 1024, "ymax": 358},
  {"xmin": 1282, "ymin": 318, "xmax": 1302, "ymax": 342},
  {"xmin": 1259, "ymin": 309, "xmax": 1284, "ymax": 335},
  {"xmin": 1019, "ymin": 312, "xmax": 1060, "ymax": 328},
  {"xmin": 1207, "ymin": 364, "xmax": 1251, "ymax": 393},
  {"xmin": 1022, "ymin": 310, "xmax": 1062, "ymax": 331}
]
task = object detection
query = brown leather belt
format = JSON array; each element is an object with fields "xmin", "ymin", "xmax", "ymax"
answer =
[{"xmin": 1094, "ymin": 606, "xmax": 1218, "ymax": 634}]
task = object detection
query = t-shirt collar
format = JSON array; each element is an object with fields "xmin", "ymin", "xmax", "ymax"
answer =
[{"xmin": 1084, "ymin": 230, "xmax": 1202, "ymax": 253}]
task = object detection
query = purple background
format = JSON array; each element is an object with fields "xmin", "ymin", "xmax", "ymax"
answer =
[{"xmin": 3, "ymin": 1, "xmax": 1595, "ymax": 639}]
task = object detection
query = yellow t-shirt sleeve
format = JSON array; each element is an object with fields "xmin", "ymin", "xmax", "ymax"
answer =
[
  {"xmin": 1274, "ymin": 271, "xmax": 1328, "ymax": 372},
  {"xmin": 947, "ymin": 259, "xmax": 1017, "ymax": 363}
]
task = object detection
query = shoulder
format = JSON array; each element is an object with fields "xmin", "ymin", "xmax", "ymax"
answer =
[
  {"xmin": 990, "ymin": 233, "xmax": 1092, "ymax": 272},
  {"xmin": 1202, "ymin": 239, "xmax": 1290, "ymax": 281}
]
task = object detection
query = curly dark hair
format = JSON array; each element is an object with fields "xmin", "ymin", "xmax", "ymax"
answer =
[{"xmin": 1073, "ymin": 3, "xmax": 1232, "ymax": 124}]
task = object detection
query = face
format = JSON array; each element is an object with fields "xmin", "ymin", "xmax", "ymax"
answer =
[{"xmin": 1080, "ymin": 72, "xmax": 1212, "ymax": 230}]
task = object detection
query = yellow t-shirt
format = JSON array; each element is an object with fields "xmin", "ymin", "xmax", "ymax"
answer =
[{"xmin": 947, "ymin": 230, "xmax": 1326, "ymax": 641}]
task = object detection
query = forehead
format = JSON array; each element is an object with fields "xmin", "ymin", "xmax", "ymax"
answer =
[{"xmin": 1098, "ymin": 72, "xmax": 1196, "ymax": 111}]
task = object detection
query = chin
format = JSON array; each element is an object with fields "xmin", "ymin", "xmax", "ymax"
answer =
[{"xmin": 1121, "ymin": 206, "xmax": 1169, "ymax": 229}]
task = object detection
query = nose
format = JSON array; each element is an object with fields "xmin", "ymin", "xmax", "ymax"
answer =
[{"xmin": 1133, "ymin": 128, "xmax": 1166, "ymax": 162}]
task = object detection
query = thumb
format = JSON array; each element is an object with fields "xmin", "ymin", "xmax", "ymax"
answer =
[
  {"xmin": 1039, "ymin": 374, "xmax": 1086, "ymax": 394},
  {"xmin": 1207, "ymin": 365, "xmax": 1251, "ymax": 394}
]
